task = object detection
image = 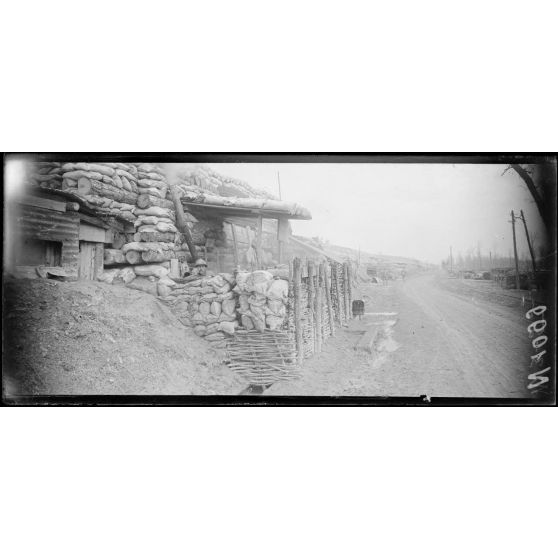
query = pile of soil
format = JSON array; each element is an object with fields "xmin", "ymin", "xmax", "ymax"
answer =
[{"xmin": 3, "ymin": 276, "xmax": 245, "ymax": 396}]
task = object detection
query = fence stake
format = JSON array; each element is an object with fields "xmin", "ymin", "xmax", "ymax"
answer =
[
  {"xmin": 315, "ymin": 262, "xmax": 323, "ymax": 353},
  {"xmin": 308, "ymin": 259, "xmax": 316, "ymax": 352},
  {"xmin": 293, "ymin": 257, "xmax": 303, "ymax": 366},
  {"xmin": 324, "ymin": 261, "xmax": 335, "ymax": 337}
]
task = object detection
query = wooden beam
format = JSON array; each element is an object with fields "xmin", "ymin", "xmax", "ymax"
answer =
[
  {"xmin": 255, "ymin": 215, "xmax": 263, "ymax": 268},
  {"xmin": 79, "ymin": 212, "xmax": 110, "ymax": 230},
  {"xmin": 229, "ymin": 222, "xmax": 240, "ymax": 269},
  {"xmin": 18, "ymin": 195, "xmax": 66, "ymax": 213},
  {"xmin": 170, "ymin": 185, "xmax": 198, "ymax": 261},
  {"xmin": 79, "ymin": 223, "xmax": 106, "ymax": 242}
]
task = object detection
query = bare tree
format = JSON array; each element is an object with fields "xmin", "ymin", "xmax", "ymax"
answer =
[{"xmin": 503, "ymin": 163, "xmax": 553, "ymax": 231}]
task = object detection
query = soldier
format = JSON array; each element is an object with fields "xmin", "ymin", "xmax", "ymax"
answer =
[{"xmin": 182, "ymin": 258, "xmax": 211, "ymax": 282}]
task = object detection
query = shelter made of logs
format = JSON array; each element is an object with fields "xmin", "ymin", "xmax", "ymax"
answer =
[{"xmin": 7, "ymin": 186, "xmax": 134, "ymax": 280}]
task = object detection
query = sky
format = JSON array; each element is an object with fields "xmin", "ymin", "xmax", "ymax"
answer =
[{"xmin": 207, "ymin": 163, "xmax": 547, "ymax": 265}]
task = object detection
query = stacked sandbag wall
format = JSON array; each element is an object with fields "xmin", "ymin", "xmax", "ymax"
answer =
[
  {"xmin": 86, "ymin": 163, "xmax": 179, "ymax": 290},
  {"xmin": 26, "ymin": 161, "xmax": 64, "ymax": 190},
  {"xmin": 234, "ymin": 271, "xmax": 290, "ymax": 332},
  {"xmin": 161, "ymin": 273, "xmax": 239, "ymax": 348},
  {"xmin": 174, "ymin": 164, "xmax": 276, "ymax": 200},
  {"xmin": 61, "ymin": 162, "xmax": 139, "ymax": 221},
  {"xmin": 106, "ymin": 163, "xmax": 187, "ymax": 295}
]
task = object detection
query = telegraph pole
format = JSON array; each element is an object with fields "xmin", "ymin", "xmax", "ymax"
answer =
[
  {"xmin": 449, "ymin": 246, "xmax": 453, "ymax": 273},
  {"xmin": 519, "ymin": 210, "xmax": 537, "ymax": 275},
  {"xmin": 277, "ymin": 171, "xmax": 282, "ymax": 201},
  {"xmin": 511, "ymin": 210, "xmax": 521, "ymax": 290}
]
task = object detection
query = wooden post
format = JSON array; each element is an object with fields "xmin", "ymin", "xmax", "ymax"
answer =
[
  {"xmin": 520, "ymin": 210, "xmax": 537, "ymax": 275},
  {"xmin": 307, "ymin": 259, "xmax": 316, "ymax": 352},
  {"xmin": 332, "ymin": 263, "xmax": 342, "ymax": 325},
  {"xmin": 170, "ymin": 184, "xmax": 198, "ymax": 261},
  {"xmin": 324, "ymin": 261, "xmax": 335, "ymax": 337},
  {"xmin": 315, "ymin": 262, "xmax": 323, "ymax": 353},
  {"xmin": 293, "ymin": 258, "xmax": 303, "ymax": 366},
  {"xmin": 255, "ymin": 215, "xmax": 263, "ymax": 268},
  {"xmin": 230, "ymin": 222, "xmax": 240, "ymax": 269},
  {"xmin": 343, "ymin": 262, "xmax": 351, "ymax": 321},
  {"xmin": 511, "ymin": 211, "xmax": 521, "ymax": 290},
  {"xmin": 347, "ymin": 262, "xmax": 353, "ymax": 311},
  {"xmin": 277, "ymin": 218, "xmax": 289, "ymax": 266}
]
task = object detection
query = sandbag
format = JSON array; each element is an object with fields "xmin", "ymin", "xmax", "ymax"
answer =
[
  {"xmin": 121, "ymin": 175, "xmax": 133, "ymax": 191},
  {"xmin": 63, "ymin": 162, "xmax": 116, "ymax": 176},
  {"xmin": 267, "ymin": 299, "xmax": 286, "ymax": 316},
  {"xmin": 192, "ymin": 312, "xmax": 205, "ymax": 325},
  {"xmin": 155, "ymin": 221, "xmax": 178, "ymax": 233},
  {"xmin": 207, "ymin": 275, "xmax": 227, "ymax": 289},
  {"xmin": 210, "ymin": 301, "xmax": 222, "ymax": 316},
  {"xmin": 218, "ymin": 321, "xmax": 237, "ymax": 335},
  {"xmin": 158, "ymin": 283, "xmax": 172, "ymax": 297},
  {"xmin": 135, "ymin": 206, "xmax": 175, "ymax": 219},
  {"xmin": 133, "ymin": 265, "xmax": 169, "ymax": 278},
  {"xmin": 138, "ymin": 163, "xmax": 163, "ymax": 174},
  {"xmin": 248, "ymin": 293, "xmax": 267, "ymax": 307},
  {"xmin": 194, "ymin": 325, "xmax": 207, "ymax": 337},
  {"xmin": 251, "ymin": 315, "xmax": 265, "ymax": 333},
  {"xmin": 250, "ymin": 306, "xmax": 266, "ymax": 324},
  {"xmin": 199, "ymin": 302, "xmax": 211, "ymax": 316},
  {"xmin": 97, "ymin": 269, "xmax": 120, "ymax": 284},
  {"xmin": 134, "ymin": 215, "xmax": 173, "ymax": 226},
  {"xmin": 205, "ymin": 332, "xmax": 226, "ymax": 342},
  {"xmin": 139, "ymin": 178, "xmax": 167, "ymax": 189},
  {"xmin": 221, "ymin": 273, "xmax": 235, "ymax": 285},
  {"xmin": 63, "ymin": 170, "xmax": 103, "ymax": 182},
  {"xmin": 119, "ymin": 267, "xmax": 136, "ymax": 284},
  {"xmin": 121, "ymin": 241, "xmax": 174, "ymax": 254},
  {"xmin": 214, "ymin": 283, "xmax": 231, "ymax": 295},
  {"xmin": 158, "ymin": 276, "xmax": 176, "ymax": 287},
  {"xmin": 267, "ymin": 279, "xmax": 289, "ymax": 301},
  {"xmin": 235, "ymin": 272, "xmax": 251, "ymax": 292},
  {"xmin": 221, "ymin": 299, "xmax": 236, "ymax": 316},
  {"xmin": 205, "ymin": 314, "xmax": 219, "ymax": 325},
  {"xmin": 205, "ymin": 323, "xmax": 220, "ymax": 335},
  {"xmin": 138, "ymin": 187, "xmax": 164, "ymax": 198},
  {"xmin": 241, "ymin": 315, "xmax": 254, "ymax": 330},
  {"xmin": 238, "ymin": 295, "xmax": 250, "ymax": 312},
  {"xmin": 266, "ymin": 315, "xmax": 285, "ymax": 330},
  {"xmin": 115, "ymin": 168, "xmax": 137, "ymax": 182}
]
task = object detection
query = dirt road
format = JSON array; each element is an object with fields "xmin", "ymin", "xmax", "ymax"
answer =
[
  {"xmin": 268, "ymin": 273, "xmax": 533, "ymax": 398},
  {"xmin": 388, "ymin": 274, "xmax": 530, "ymax": 397}
]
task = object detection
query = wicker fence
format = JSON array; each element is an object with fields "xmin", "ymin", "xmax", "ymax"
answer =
[
  {"xmin": 227, "ymin": 257, "xmax": 353, "ymax": 385},
  {"xmin": 290, "ymin": 257, "xmax": 352, "ymax": 366}
]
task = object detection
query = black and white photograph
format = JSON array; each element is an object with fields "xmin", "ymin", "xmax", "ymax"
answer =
[
  {"xmin": 2, "ymin": 3, "xmax": 558, "ymax": 558},
  {"xmin": 3, "ymin": 154, "xmax": 556, "ymax": 404}
]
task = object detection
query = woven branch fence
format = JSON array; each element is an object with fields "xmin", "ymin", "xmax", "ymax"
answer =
[{"xmin": 227, "ymin": 257, "xmax": 353, "ymax": 384}]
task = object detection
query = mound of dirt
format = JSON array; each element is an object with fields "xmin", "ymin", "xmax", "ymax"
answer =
[{"xmin": 3, "ymin": 276, "xmax": 245, "ymax": 396}]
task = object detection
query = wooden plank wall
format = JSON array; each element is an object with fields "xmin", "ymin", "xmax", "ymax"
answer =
[{"xmin": 15, "ymin": 205, "xmax": 80, "ymax": 276}]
